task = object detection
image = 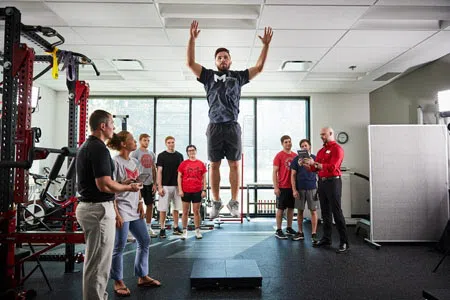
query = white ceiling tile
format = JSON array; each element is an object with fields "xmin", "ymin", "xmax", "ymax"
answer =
[
  {"xmin": 252, "ymin": 71, "xmax": 307, "ymax": 82},
  {"xmin": 72, "ymin": 27, "xmax": 169, "ymax": 46},
  {"xmin": 157, "ymin": 0, "xmax": 262, "ymax": 4},
  {"xmin": 337, "ymin": 30, "xmax": 436, "ymax": 48},
  {"xmin": 259, "ymin": 6, "xmax": 369, "ymax": 29},
  {"xmin": 266, "ymin": 0, "xmax": 375, "ymax": 4},
  {"xmin": 118, "ymin": 71, "xmax": 184, "ymax": 81},
  {"xmin": 45, "ymin": 3, "xmax": 162, "ymax": 27},
  {"xmin": 363, "ymin": 5, "xmax": 450, "ymax": 20},
  {"xmin": 141, "ymin": 60, "xmax": 183, "ymax": 71},
  {"xmin": 171, "ymin": 46, "xmax": 252, "ymax": 61},
  {"xmin": 52, "ymin": 27, "xmax": 87, "ymax": 45},
  {"xmin": 376, "ymin": 0, "xmax": 450, "ymax": 6},
  {"xmin": 271, "ymin": 30, "xmax": 346, "ymax": 47},
  {"xmin": 81, "ymin": 46, "xmax": 177, "ymax": 60},
  {"xmin": 312, "ymin": 47, "xmax": 408, "ymax": 73},
  {"xmin": 2, "ymin": 2, "xmax": 68, "ymax": 26},
  {"xmin": 367, "ymin": 31, "xmax": 450, "ymax": 75},
  {"xmin": 46, "ymin": 0, "xmax": 152, "ymax": 2},
  {"xmin": 166, "ymin": 29, "xmax": 256, "ymax": 47},
  {"xmin": 250, "ymin": 47, "xmax": 329, "ymax": 62}
]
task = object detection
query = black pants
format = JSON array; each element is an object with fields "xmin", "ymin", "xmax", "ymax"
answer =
[{"xmin": 318, "ymin": 178, "xmax": 348, "ymax": 245}]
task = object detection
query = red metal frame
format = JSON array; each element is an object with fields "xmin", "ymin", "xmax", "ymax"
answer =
[{"xmin": 74, "ymin": 81, "xmax": 89, "ymax": 146}]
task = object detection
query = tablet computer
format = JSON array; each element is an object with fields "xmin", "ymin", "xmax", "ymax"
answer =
[
  {"xmin": 297, "ymin": 149, "xmax": 310, "ymax": 159},
  {"xmin": 135, "ymin": 173, "xmax": 151, "ymax": 183}
]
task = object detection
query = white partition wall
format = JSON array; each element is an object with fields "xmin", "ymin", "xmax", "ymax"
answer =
[{"xmin": 368, "ymin": 125, "xmax": 449, "ymax": 242}]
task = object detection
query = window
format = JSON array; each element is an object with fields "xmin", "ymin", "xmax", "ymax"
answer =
[
  {"xmin": 257, "ymin": 99, "xmax": 309, "ymax": 183},
  {"xmin": 89, "ymin": 98, "xmax": 155, "ymax": 146},
  {"xmin": 155, "ymin": 98, "xmax": 189, "ymax": 156}
]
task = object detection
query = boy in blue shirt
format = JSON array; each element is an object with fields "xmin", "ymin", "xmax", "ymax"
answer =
[{"xmin": 290, "ymin": 139, "xmax": 319, "ymax": 242}]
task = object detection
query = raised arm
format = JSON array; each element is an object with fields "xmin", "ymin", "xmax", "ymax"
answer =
[
  {"xmin": 248, "ymin": 27, "xmax": 273, "ymax": 80},
  {"xmin": 187, "ymin": 20, "xmax": 202, "ymax": 78}
]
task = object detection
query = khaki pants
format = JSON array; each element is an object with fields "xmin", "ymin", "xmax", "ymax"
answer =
[{"xmin": 76, "ymin": 201, "xmax": 115, "ymax": 300}]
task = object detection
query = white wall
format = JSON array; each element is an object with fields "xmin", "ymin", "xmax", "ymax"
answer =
[
  {"xmin": 310, "ymin": 93, "xmax": 370, "ymax": 215},
  {"xmin": 30, "ymin": 85, "xmax": 58, "ymax": 173}
]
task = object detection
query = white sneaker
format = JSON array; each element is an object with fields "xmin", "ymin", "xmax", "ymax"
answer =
[
  {"xmin": 148, "ymin": 227, "xmax": 157, "ymax": 238},
  {"xmin": 210, "ymin": 200, "xmax": 223, "ymax": 219},
  {"xmin": 195, "ymin": 228, "xmax": 202, "ymax": 239},
  {"xmin": 127, "ymin": 233, "xmax": 136, "ymax": 243},
  {"xmin": 181, "ymin": 229, "xmax": 188, "ymax": 240},
  {"xmin": 226, "ymin": 200, "xmax": 240, "ymax": 217}
]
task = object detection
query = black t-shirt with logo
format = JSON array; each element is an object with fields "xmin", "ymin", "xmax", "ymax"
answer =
[
  {"xmin": 198, "ymin": 67, "xmax": 249, "ymax": 124},
  {"xmin": 76, "ymin": 135, "xmax": 115, "ymax": 202},
  {"xmin": 156, "ymin": 151, "xmax": 184, "ymax": 186}
]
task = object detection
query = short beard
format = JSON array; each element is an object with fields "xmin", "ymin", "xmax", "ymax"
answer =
[{"xmin": 217, "ymin": 65, "xmax": 229, "ymax": 73}]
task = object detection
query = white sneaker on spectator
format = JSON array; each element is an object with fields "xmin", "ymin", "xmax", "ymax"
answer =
[
  {"xmin": 127, "ymin": 232, "xmax": 136, "ymax": 243},
  {"xmin": 148, "ymin": 226, "xmax": 157, "ymax": 238},
  {"xmin": 181, "ymin": 229, "xmax": 188, "ymax": 240},
  {"xmin": 195, "ymin": 228, "xmax": 203, "ymax": 239}
]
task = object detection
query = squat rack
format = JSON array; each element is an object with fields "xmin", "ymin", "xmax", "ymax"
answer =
[{"xmin": 0, "ymin": 6, "xmax": 97, "ymax": 293}]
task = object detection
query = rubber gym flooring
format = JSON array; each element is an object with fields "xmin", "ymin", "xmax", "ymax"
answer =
[{"xmin": 21, "ymin": 219, "xmax": 450, "ymax": 300}]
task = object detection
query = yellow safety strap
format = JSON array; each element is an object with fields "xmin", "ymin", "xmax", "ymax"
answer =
[{"xmin": 45, "ymin": 47, "xmax": 59, "ymax": 79}]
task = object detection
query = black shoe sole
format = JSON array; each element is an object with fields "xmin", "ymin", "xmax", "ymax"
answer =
[{"xmin": 275, "ymin": 235, "xmax": 288, "ymax": 240}]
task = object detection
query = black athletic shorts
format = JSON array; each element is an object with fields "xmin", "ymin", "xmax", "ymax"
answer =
[
  {"xmin": 206, "ymin": 122, "xmax": 242, "ymax": 162},
  {"xmin": 276, "ymin": 188, "xmax": 295, "ymax": 210},
  {"xmin": 141, "ymin": 184, "xmax": 155, "ymax": 205},
  {"xmin": 181, "ymin": 191, "xmax": 202, "ymax": 203}
]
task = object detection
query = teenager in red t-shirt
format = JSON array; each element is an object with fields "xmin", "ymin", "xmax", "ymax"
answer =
[
  {"xmin": 272, "ymin": 135, "xmax": 298, "ymax": 239},
  {"xmin": 177, "ymin": 145, "xmax": 207, "ymax": 240}
]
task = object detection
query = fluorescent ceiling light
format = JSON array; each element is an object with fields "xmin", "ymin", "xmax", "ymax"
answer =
[
  {"xmin": 305, "ymin": 72, "xmax": 366, "ymax": 81},
  {"xmin": 111, "ymin": 59, "xmax": 144, "ymax": 71},
  {"xmin": 438, "ymin": 89, "xmax": 450, "ymax": 117},
  {"xmin": 165, "ymin": 18, "xmax": 256, "ymax": 29},
  {"xmin": 159, "ymin": 4, "xmax": 260, "ymax": 19},
  {"xmin": 352, "ymin": 19, "xmax": 441, "ymax": 30},
  {"xmin": 279, "ymin": 61, "xmax": 313, "ymax": 72}
]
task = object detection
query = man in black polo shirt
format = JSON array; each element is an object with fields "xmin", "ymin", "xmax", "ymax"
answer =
[
  {"xmin": 187, "ymin": 20, "xmax": 273, "ymax": 219},
  {"xmin": 76, "ymin": 110, "xmax": 141, "ymax": 300}
]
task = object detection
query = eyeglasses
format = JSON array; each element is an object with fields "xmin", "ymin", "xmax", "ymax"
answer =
[{"xmin": 187, "ymin": 149, "xmax": 196, "ymax": 152}]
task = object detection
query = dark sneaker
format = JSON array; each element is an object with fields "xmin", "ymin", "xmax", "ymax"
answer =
[
  {"xmin": 336, "ymin": 243, "xmax": 350, "ymax": 254},
  {"xmin": 292, "ymin": 232, "xmax": 304, "ymax": 241},
  {"xmin": 159, "ymin": 229, "xmax": 166, "ymax": 239},
  {"xmin": 285, "ymin": 227, "xmax": 297, "ymax": 236},
  {"xmin": 311, "ymin": 233, "xmax": 318, "ymax": 243},
  {"xmin": 173, "ymin": 227, "xmax": 183, "ymax": 235},
  {"xmin": 275, "ymin": 229, "xmax": 288, "ymax": 239},
  {"xmin": 313, "ymin": 239, "xmax": 331, "ymax": 248}
]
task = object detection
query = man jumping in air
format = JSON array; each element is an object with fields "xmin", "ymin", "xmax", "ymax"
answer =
[{"xmin": 186, "ymin": 20, "xmax": 273, "ymax": 218}]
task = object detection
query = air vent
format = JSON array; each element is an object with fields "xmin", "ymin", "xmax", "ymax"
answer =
[
  {"xmin": 279, "ymin": 61, "xmax": 313, "ymax": 72},
  {"xmin": 373, "ymin": 72, "xmax": 401, "ymax": 81},
  {"xmin": 111, "ymin": 59, "xmax": 144, "ymax": 71}
]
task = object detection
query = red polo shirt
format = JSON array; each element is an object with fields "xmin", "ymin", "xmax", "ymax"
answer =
[{"xmin": 310, "ymin": 141, "xmax": 343, "ymax": 178}]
